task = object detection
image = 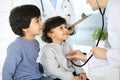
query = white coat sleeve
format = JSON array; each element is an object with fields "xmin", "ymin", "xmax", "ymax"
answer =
[{"xmin": 106, "ymin": 2, "xmax": 120, "ymax": 69}]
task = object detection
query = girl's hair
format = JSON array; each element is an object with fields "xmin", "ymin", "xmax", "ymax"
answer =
[
  {"xmin": 9, "ymin": 5, "xmax": 41, "ymax": 37},
  {"xmin": 42, "ymin": 16, "xmax": 67, "ymax": 43}
]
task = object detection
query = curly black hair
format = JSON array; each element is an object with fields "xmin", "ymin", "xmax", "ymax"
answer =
[{"xmin": 42, "ymin": 16, "xmax": 67, "ymax": 43}]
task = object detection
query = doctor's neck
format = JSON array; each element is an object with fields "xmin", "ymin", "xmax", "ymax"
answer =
[{"xmin": 96, "ymin": 0, "xmax": 108, "ymax": 9}]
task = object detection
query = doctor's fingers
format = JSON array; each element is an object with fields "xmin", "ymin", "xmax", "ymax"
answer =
[
  {"xmin": 90, "ymin": 46, "xmax": 97, "ymax": 53},
  {"xmin": 67, "ymin": 50, "xmax": 81, "ymax": 56}
]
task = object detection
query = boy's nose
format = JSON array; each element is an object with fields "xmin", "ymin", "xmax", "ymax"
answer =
[{"xmin": 39, "ymin": 22, "xmax": 43, "ymax": 27}]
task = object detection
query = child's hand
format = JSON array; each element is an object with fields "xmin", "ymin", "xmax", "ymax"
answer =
[
  {"xmin": 74, "ymin": 76, "xmax": 80, "ymax": 80},
  {"xmin": 79, "ymin": 73, "xmax": 87, "ymax": 80}
]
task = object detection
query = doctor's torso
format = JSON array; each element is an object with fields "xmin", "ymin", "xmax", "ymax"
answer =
[
  {"xmin": 13, "ymin": 0, "xmax": 75, "ymax": 24},
  {"xmin": 38, "ymin": 0, "xmax": 75, "ymax": 23}
]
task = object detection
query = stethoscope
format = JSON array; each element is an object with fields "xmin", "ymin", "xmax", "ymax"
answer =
[{"xmin": 71, "ymin": 0, "xmax": 106, "ymax": 67}]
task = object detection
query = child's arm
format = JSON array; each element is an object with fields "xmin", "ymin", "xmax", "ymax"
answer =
[{"xmin": 2, "ymin": 46, "xmax": 21, "ymax": 80}]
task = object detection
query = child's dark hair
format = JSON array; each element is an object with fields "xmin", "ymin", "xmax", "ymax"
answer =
[
  {"xmin": 9, "ymin": 5, "xmax": 41, "ymax": 37},
  {"xmin": 42, "ymin": 16, "xmax": 67, "ymax": 43}
]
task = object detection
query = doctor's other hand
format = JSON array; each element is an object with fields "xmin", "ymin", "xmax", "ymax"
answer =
[
  {"xmin": 68, "ymin": 26, "xmax": 75, "ymax": 35},
  {"xmin": 67, "ymin": 50, "xmax": 87, "ymax": 62},
  {"xmin": 91, "ymin": 46, "xmax": 107, "ymax": 60}
]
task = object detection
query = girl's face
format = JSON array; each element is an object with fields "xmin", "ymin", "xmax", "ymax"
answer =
[
  {"xmin": 23, "ymin": 16, "xmax": 43, "ymax": 39},
  {"xmin": 49, "ymin": 24, "xmax": 69, "ymax": 44}
]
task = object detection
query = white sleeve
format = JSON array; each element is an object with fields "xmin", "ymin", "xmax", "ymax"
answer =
[
  {"xmin": 106, "ymin": 2, "xmax": 120, "ymax": 69},
  {"xmin": 107, "ymin": 49, "xmax": 120, "ymax": 69}
]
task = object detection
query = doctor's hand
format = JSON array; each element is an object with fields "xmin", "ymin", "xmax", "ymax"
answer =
[
  {"xmin": 91, "ymin": 46, "xmax": 107, "ymax": 60},
  {"xmin": 67, "ymin": 50, "xmax": 87, "ymax": 62},
  {"xmin": 68, "ymin": 26, "xmax": 75, "ymax": 35}
]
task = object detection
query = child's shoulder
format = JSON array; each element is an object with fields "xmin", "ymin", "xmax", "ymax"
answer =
[
  {"xmin": 43, "ymin": 43, "xmax": 56, "ymax": 48},
  {"xmin": 8, "ymin": 37, "xmax": 23, "ymax": 49}
]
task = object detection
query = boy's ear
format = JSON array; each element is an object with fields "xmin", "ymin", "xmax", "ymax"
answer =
[{"xmin": 47, "ymin": 32, "xmax": 54, "ymax": 38}]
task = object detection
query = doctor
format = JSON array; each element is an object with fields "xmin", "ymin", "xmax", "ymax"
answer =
[
  {"xmin": 67, "ymin": 0, "xmax": 120, "ymax": 70},
  {"xmin": 38, "ymin": 0, "xmax": 75, "ymax": 24}
]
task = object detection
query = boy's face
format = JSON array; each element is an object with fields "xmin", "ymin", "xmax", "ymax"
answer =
[
  {"xmin": 48, "ymin": 24, "xmax": 69, "ymax": 44},
  {"xmin": 26, "ymin": 16, "xmax": 43, "ymax": 37}
]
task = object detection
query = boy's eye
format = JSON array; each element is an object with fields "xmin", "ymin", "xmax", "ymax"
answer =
[{"xmin": 36, "ymin": 19, "xmax": 40, "ymax": 23}]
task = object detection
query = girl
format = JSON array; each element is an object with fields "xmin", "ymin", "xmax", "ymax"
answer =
[{"xmin": 41, "ymin": 16, "xmax": 87, "ymax": 80}]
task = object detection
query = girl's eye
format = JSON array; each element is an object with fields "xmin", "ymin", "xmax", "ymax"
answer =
[
  {"xmin": 65, "ymin": 26, "xmax": 68, "ymax": 29},
  {"xmin": 60, "ymin": 27, "xmax": 63, "ymax": 29}
]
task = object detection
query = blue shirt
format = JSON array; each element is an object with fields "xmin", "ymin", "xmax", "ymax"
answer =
[{"xmin": 2, "ymin": 37, "xmax": 43, "ymax": 80}]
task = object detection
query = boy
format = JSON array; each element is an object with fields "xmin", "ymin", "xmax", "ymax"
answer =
[{"xmin": 2, "ymin": 5, "xmax": 53, "ymax": 80}]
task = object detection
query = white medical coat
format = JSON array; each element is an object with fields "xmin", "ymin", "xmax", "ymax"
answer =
[
  {"xmin": 106, "ymin": 0, "xmax": 120, "ymax": 69},
  {"xmin": 37, "ymin": 0, "xmax": 76, "ymax": 25}
]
